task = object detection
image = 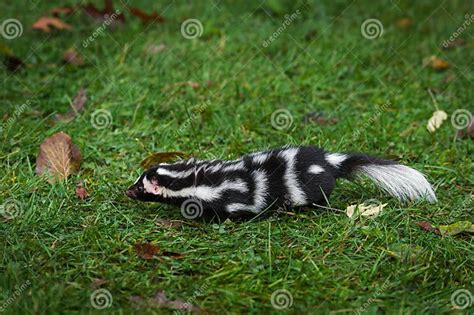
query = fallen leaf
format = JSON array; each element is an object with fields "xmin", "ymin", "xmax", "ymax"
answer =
[
  {"xmin": 427, "ymin": 110, "xmax": 448, "ymax": 133},
  {"xmin": 442, "ymin": 38, "xmax": 465, "ymax": 49},
  {"xmin": 140, "ymin": 152, "xmax": 189, "ymax": 169},
  {"xmin": 396, "ymin": 17, "xmax": 412, "ymax": 29},
  {"xmin": 414, "ymin": 221, "xmax": 440, "ymax": 235},
  {"xmin": 92, "ymin": 278, "xmax": 108, "ymax": 288},
  {"xmin": 456, "ymin": 116, "xmax": 474, "ymax": 139},
  {"xmin": 36, "ymin": 132, "xmax": 82, "ymax": 182},
  {"xmin": 56, "ymin": 87, "xmax": 87, "ymax": 122},
  {"xmin": 128, "ymin": 6, "xmax": 164, "ymax": 24},
  {"xmin": 81, "ymin": 0, "xmax": 125, "ymax": 24},
  {"xmin": 144, "ymin": 43, "xmax": 166, "ymax": 55},
  {"xmin": 134, "ymin": 242, "xmax": 160, "ymax": 260},
  {"xmin": 50, "ymin": 6, "xmax": 75, "ymax": 16},
  {"xmin": 130, "ymin": 290, "xmax": 200, "ymax": 313},
  {"xmin": 346, "ymin": 202, "xmax": 387, "ymax": 219},
  {"xmin": 424, "ymin": 56, "xmax": 450, "ymax": 71},
  {"xmin": 155, "ymin": 218, "xmax": 183, "ymax": 228},
  {"xmin": 438, "ymin": 221, "xmax": 474, "ymax": 236},
  {"xmin": 387, "ymin": 243, "xmax": 425, "ymax": 264},
  {"xmin": 32, "ymin": 16, "xmax": 73, "ymax": 33},
  {"xmin": 76, "ymin": 181, "xmax": 89, "ymax": 200},
  {"xmin": 304, "ymin": 112, "xmax": 338, "ymax": 125},
  {"xmin": 63, "ymin": 48, "xmax": 85, "ymax": 66}
]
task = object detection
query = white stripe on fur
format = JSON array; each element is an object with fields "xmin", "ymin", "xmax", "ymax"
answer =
[
  {"xmin": 156, "ymin": 168, "xmax": 194, "ymax": 178},
  {"xmin": 227, "ymin": 170, "xmax": 268, "ymax": 213},
  {"xmin": 279, "ymin": 147, "xmax": 306, "ymax": 205},
  {"xmin": 358, "ymin": 164, "xmax": 437, "ymax": 203},
  {"xmin": 308, "ymin": 165, "xmax": 325, "ymax": 175},
  {"xmin": 326, "ymin": 153, "xmax": 347, "ymax": 167}
]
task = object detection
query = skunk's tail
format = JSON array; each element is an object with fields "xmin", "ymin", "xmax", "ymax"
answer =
[{"xmin": 326, "ymin": 152, "xmax": 437, "ymax": 203}]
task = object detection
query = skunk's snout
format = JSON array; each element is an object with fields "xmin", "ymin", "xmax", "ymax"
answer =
[{"xmin": 126, "ymin": 186, "xmax": 138, "ymax": 199}]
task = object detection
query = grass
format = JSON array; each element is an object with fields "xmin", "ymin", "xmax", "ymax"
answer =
[{"xmin": 1, "ymin": 0, "xmax": 473, "ymax": 313}]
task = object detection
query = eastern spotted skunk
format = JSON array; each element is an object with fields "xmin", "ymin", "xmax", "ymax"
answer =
[{"xmin": 126, "ymin": 146, "xmax": 437, "ymax": 221}]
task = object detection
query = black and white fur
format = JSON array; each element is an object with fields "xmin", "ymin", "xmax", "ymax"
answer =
[{"xmin": 126, "ymin": 146, "xmax": 437, "ymax": 221}]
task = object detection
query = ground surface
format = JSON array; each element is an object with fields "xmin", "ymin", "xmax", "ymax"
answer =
[{"xmin": 1, "ymin": 0, "xmax": 473, "ymax": 314}]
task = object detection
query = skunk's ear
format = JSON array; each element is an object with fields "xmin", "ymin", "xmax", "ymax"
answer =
[{"xmin": 143, "ymin": 175, "xmax": 160, "ymax": 195}]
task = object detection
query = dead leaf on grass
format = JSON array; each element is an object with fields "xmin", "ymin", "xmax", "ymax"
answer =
[
  {"xmin": 144, "ymin": 43, "xmax": 167, "ymax": 55},
  {"xmin": 81, "ymin": 0, "xmax": 125, "ymax": 24},
  {"xmin": 134, "ymin": 242, "xmax": 160, "ymax": 260},
  {"xmin": 442, "ymin": 38, "xmax": 465, "ymax": 49},
  {"xmin": 36, "ymin": 132, "xmax": 82, "ymax": 182},
  {"xmin": 155, "ymin": 218, "xmax": 183, "ymax": 228},
  {"xmin": 456, "ymin": 116, "xmax": 474, "ymax": 140},
  {"xmin": 439, "ymin": 221, "xmax": 474, "ymax": 236},
  {"xmin": 423, "ymin": 56, "xmax": 450, "ymax": 71},
  {"xmin": 63, "ymin": 48, "xmax": 85, "ymax": 66},
  {"xmin": 32, "ymin": 16, "xmax": 73, "ymax": 33},
  {"xmin": 414, "ymin": 221, "xmax": 440, "ymax": 235},
  {"xmin": 92, "ymin": 277, "xmax": 108, "ymax": 288},
  {"xmin": 56, "ymin": 86, "xmax": 87, "ymax": 122},
  {"xmin": 396, "ymin": 17, "xmax": 412, "ymax": 29},
  {"xmin": 346, "ymin": 202, "xmax": 387, "ymax": 219},
  {"xmin": 76, "ymin": 181, "xmax": 89, "ymax": 200},
  {"xmin": 128, "ymin": 6, "xmax": 165, "ymax": 24},
  {"xmin": 427, "ymin": 110, "xmax": 447, "ymax": 133},
  {"xmin": 303, "ymin": 112, "xmax": 338, "ymax": 125},
  {"xmin": 130, "ymin": 290, "xmax": 200, "ymax": 313}
]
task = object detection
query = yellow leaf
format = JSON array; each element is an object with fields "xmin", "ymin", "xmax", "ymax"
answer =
[
  {"xmin": 346, "ymin": 202, "xmax": 387, "ymax": 219},
  {"xmin": 427, "ymin": 110, "xmax": 447, "ymax": 133}
]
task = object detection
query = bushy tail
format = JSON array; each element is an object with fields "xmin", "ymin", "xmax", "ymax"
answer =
[{"xmin": 326, "ymin": 152, "xmax": 437, "ymax": 203}]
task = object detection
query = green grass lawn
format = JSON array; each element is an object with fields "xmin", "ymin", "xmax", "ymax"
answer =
[{"xmin": 1, "ymin": 0, "xmax": 473, "ymax": 313}]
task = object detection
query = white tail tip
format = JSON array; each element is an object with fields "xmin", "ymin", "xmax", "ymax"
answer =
[{"xmin": 358, "ymin": 164, "xmax": 437, "ymax": 203}]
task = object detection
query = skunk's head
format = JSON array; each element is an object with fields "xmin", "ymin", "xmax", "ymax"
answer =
[
  {"xmin": 126, "ymin": 167, "xmax": 165, "ymax": 202},
  {"xmin": 126, "ymin": 162, "xmax": 195, "ymax": 202}
]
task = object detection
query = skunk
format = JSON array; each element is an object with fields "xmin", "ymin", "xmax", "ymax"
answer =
[{"xmin": 126, "ymin": 146, "xmax": 437, "ymax": 221}]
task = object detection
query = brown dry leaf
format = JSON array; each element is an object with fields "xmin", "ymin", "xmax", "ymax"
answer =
[
  {"xmin": 304, "ymin": 112, "xmax": 338, "ymax": 125},
  {"xmin": 36, "ymin": 132, "xmax": 82, "ymax": 182},
  {"xmin": 424, "ymin": 56, "xmax": 450, "ymax": 71},
  {"xmin": 81, "ymin": 0, "xmax": 125, "ymax": 24},
  {"xmin": 140, "ymin": 151, "xmax": 189, "ymax": 169},
  {"xmin": 442, "ymin": 38, "xmax": 465, "ymax": 49},
  {"xmin": 414, "ymin": 221, "xmax": 440, "ymax": 235},
  {"xmin": 92, "ymin": 277, "xmax": 108, "ymax": 288},
  {"xmin": 128, "ymin": 6, "xmax": 164, "ymax": 24},
  {"xmin": 63, "ymin": 48, "xmax": 85, "ymax": 66},
  {"xmin": 130, "ymin": 290, "xmax": 200, "ymax": 313},
  {"xmin": 134, "ymin": 242, "xmax": 160, "ymax": 260},
  {"xmin": 56, "ymin": 87, "xmax": 87, "ymax": 122},
  {"xmin": 155, "ymin": 218, "xmax": 183, "ymax": 228},
  {"xmin": 396, "ymin": 17, "xmax": 412, "ymax": 29},
  {"xmin": 50, "ymin": 6, "xmax": 75, "ymax": 16},
  {"xmin": 76, "ymin": 181, "xmax": 89, "ymax": 200},
  {"xmin": 456, "ymin": 116, "xmax": 474, "ymax": 139},
  {"xmin": 32, "ymin": 16, "xmax": 73, "ymax": 33}
]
